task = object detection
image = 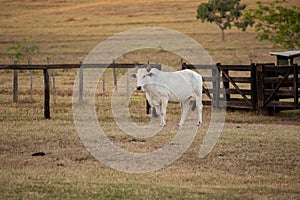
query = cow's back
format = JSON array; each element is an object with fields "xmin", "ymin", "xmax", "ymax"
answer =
[{"xmin": 151, "ymin": 69, "xmax": 202, "ymax": 102}]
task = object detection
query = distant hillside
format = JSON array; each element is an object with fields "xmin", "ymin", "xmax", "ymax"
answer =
[{"xmin": 0, "ymin": 0, "xmax": 298, "ymax": 64}]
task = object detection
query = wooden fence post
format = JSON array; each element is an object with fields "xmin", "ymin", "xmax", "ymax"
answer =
[
  {"xmin": 78, "ymin": 61, "xmax": 83, "ymax": 103},
  {"xmin": 102, "ymin": 70, "xmax": 105, "ymax": 100},
  {"xmin": 126, "ymin": 68, "xmax": 130, "ymax": 103},
  {"xmin": 13, "ymin": 69, "xmax": 18, "ymax": 102},
  {"xmin": 251, "ymin": 63, "xmax": 257, "ymax": 110},
  {"xmin": 29, "ymin": 59, "xmax": 33, "ymax": 102},
  {"xmin": 43, "ymin": 68, "xmax": 50, "ymax": 119},
  {"xmin": 13, "ymin": 60, "xmax": 18, "ymax": 103},
  {"xmin": 293, "ymin": 64, "xmax": 299, "ymax": 108},
  {"xmin": 214, "ymin": 63, "xmax": 221, "ymax": 108},
  {"xmin": 219, "ymin": 63, "xmax": 230, "ymax": 102},
  {"xmin": 113, "ymin": 59, "xmax": 118, "ymax": 92},
  {"xmin": 47, "ymin": 57, "xmax": 57, "ymax": 105},
  {"xmin": 256, "ymin": 64, "xmax": 267, "ymax": 115}
]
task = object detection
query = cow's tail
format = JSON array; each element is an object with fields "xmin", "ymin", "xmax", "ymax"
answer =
[
  {"xmin": 192, "ymin": 78, "xmax": 212, "ymax": 111},
  {"xmin": 152, "ymin": 108, "xmax": 159, "ymax": 118},
  {"xmin": 192, "ymin": 101, "xmax": 196, "ymax": 111}
]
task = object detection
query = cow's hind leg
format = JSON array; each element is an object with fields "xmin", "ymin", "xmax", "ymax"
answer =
[
  {"xmin": 195, "ymin": 96, "xmax": 203, "ymax": 126},
  {"xmin": 179, "ymin": 100, "xmax": 190, "ymax": 126}
]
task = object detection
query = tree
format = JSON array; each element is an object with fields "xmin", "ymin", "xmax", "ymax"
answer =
[
  {"xmin": 6, "ymin": 37, "xmax": 39, "ymax": 63},
  {"xmin": 196, "ymin": 0, "xmax": 253, "ymax": 41},
  {"xmin": 244, "ymin": 0, "xmax": 300, "ymax": 50}
]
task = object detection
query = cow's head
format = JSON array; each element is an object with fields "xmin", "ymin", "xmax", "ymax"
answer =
[{"xmin": 131, "ymin": 65, "xmax": 155, "ymax": 90}]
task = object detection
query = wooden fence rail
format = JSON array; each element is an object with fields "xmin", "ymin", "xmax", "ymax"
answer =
[{"xmin": 1, "ymin": 62, "xmax": 299, "ymax": 118}]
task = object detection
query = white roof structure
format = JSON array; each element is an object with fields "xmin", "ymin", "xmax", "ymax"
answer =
[{"xmin": 270, "ymin": 50, "xmax": 300, "ymax": 57}]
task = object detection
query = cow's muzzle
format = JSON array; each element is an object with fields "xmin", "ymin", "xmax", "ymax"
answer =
[{"xmin": 136, "ymin": 86, "xmax": 142, "ymax": 90}]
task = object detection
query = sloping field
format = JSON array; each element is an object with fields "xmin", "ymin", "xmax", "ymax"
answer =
[{"xmin": 1, "ymin": 0, "xmax": 298, "ymax": 64}]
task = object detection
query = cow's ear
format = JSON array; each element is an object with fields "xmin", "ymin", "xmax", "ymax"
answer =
[
  {"xmin": 130, "ymin": 74, "xmax": 137, "ymax": 78},
  {"xmin": 134, "ymin": 63, "xmax": 139, "ymax": 70},
  {"xmin": 148, "ymin": 72, "xmax": 155, "ymax": 77},
  {"xmin": 146, "ymin": 63, "xmax": 151, "ymax": 72}
]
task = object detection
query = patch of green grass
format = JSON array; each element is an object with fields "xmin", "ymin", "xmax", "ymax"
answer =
[{"xmin": 0, "ymin": 175, "xmax": 211, "ymax": 200}]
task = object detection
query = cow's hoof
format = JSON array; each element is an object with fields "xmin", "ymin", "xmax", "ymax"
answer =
[
  {"xmin": 197, "ymin": 122, "xmax": 202, "ymax": 126},
  {"xmin": 160, "ymin": 123, "xmax": 166, "ymax": 127}
]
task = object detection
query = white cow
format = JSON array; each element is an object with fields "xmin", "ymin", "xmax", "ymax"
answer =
[{"xmin": 132, "ymin": 65, "xmax": 203, "ymax": 126}]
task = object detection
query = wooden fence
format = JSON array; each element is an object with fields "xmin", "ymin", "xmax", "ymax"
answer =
[
  {"xmin": 182, "ymin": 63, "xmax": 300, "ymax": 114},
  {"xmin": 0, "ymin": 63, "xmax": 161, "ymax": 119},
  {"xmin": 256, "ymin": 63, "xmax": 300, "ymax": 115},
  {"xmin": 182, "ymin": 63, "xmax": 257, "ymax": 110},
  {"xmin": 0, "ymin": 62, "xmax": 299, "ymax": 118}
]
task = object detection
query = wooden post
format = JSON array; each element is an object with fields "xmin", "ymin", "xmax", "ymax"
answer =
[
  {"xmin": 213, "ymin": 63, "xmax": 221, "ymax": 108},
  {"xmin": 250, "ymin": 63, "xmax": 257, "ymax": 111},
  {"xmin": 126, "ymin": 68, "xmax": 130, "ymax": 103},
  {"xmin": 219, "ymin": 63, "xmax": 230, "ymax": 102},
  {"xmin": 102, "ymin": 70, "xmax": 105, "ymax": 100},
  {"xmin": 52, "ymin": 70, "xmax": 56, "ymax": 105},
  {"xmin": 78, "ymin": 61, "xmax": 83, "ymax": 103},
  {"xmin": 43, "ymin": 68, "xmax": 50, "ymax": 119},
  {"xmin": 13, "ymin": 60, "xmax": 18, "ymax": 103},
  {"xmin": 113, "ymin": 59, "xmax": 118, "ymax": 92},
  {"xmin": 28, "ymin": 59, "xmax": 33, "ymax": 102},
  {"xmin": 47, "ymin": 57, "xmax": 56, "ymax": 104},
  {"xmin": 293, "ymin": 64, "xmax": 299, "ymax": 108},
  {"xmin": 256, "ymin": 64, "xmax": 267, "ymax": 115}
]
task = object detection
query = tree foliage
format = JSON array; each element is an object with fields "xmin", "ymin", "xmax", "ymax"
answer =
[
  {"xmin": 196, "ymin": 0, "xmax": 253, "ymax": 41},
  {"xmin": 6, "ymin": 37, "xmax": 39, "ymax": 63},
  {"xmin": 245, "ymin": 0, "xmax": 300, "ymax": 50}
]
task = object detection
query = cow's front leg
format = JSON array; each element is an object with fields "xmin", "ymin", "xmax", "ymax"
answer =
[
  {"xmin": 160, "ymin": 98, "xmax": 168, "ymax": 126},
  {"xmin": 154, "ymin": 105, "xmax": 163, "ymax": 126},
  {"xmin": 179, "ymin": 100, "xmax": 190, "ymax": 126}
]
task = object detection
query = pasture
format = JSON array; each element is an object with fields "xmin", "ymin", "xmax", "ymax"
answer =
[
  {"xmin": 1, "ymin": 0, "xmax": 300, "ymax": 199},
  {"xmin": 1, "ymin": 102, "xmax": 300, "ymax": 199},
  {"xmin": 2, "ymin": 0, "xmax": 298, "ymax": 65}
]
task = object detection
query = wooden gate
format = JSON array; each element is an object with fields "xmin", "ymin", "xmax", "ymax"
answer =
[
  {"xmin": 182, "ymin": 63, "xmax": 257, "ymax": 110},
  {"xmin": 217, "ymin": 63, "xmax": 257, "ymax": 110},
  {"xmin": 256, "ymin": 64, "xmax": 300, "ymax": 114}
]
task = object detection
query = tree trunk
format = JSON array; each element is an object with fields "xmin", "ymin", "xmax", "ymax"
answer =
[
  {"xmin": 221, "ymin": 29, "xmax": 225, "ymax": 41},
  {"xmin": 216, "ymin": 22, "xmax": 225, "ymax": 41}
]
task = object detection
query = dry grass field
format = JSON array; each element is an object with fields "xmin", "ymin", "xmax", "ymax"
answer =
[
  {"xmin": 1, "ymin": 0, "xmax": 300, "ymax": 199},
  {"xmin": 1, "ymin": 107, "xmax": 300, "ymax": 199},
  {"xmin": 1, "ymin": 0, "xmax": 298, "ymax": 65}
]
